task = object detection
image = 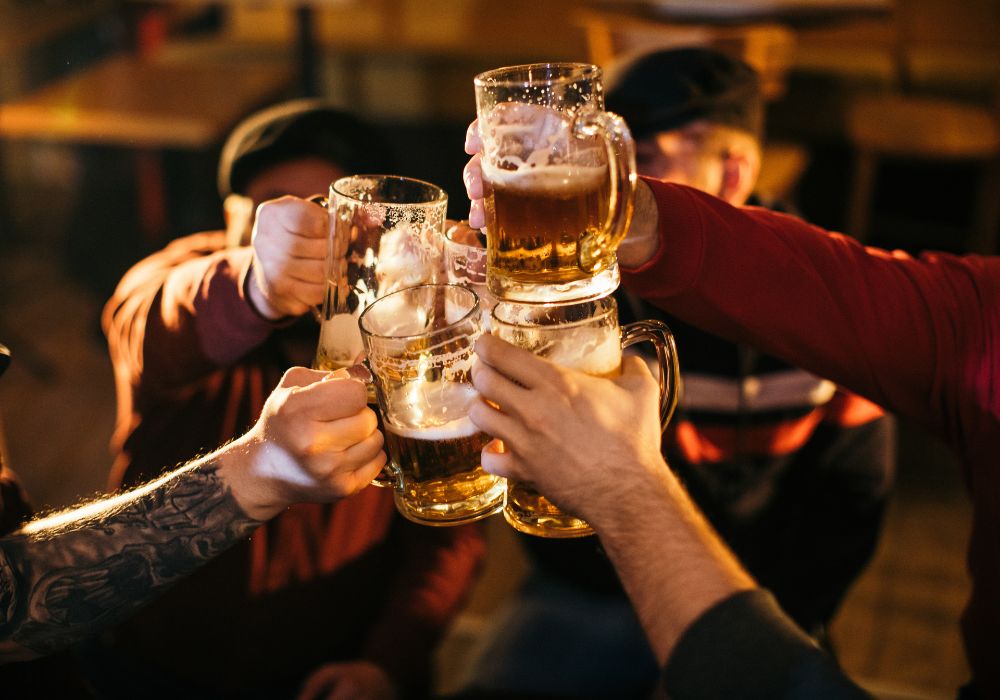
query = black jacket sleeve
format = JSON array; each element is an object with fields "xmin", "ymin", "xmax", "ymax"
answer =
[{"xmin": 663, "ymin": 589, "xmax": 872, "ymax": 699}]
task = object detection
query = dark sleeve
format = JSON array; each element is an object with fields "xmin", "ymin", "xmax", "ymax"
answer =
[
  {"xmin": 663, "ymin": 589, "xmax": 872, "ymax": 700},
  {"xmin": 0, "ymin": 468, "xmax": 33, "ymax": 536}
]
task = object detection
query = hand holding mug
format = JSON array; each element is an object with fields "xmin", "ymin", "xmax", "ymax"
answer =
[{"xmin": 249, "ymin": 196, "xmax": 330, "ymax": 320}]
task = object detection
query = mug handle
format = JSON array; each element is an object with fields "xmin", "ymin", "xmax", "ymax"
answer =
[
  {"xmin": 621, "ymin": 320, "xmax": 681, "ymax": 432},
  {"xmin": 309, "ymin": 194, "xmax": 336, "ymax": 324},
  {"xmin": 573, "ymin": 109, "xmax": 637, "ymax": 274},
  {"xmin": 340, "ymin": 361, "xmax": 401, "ymax": 489},
  {"xmin": 310, "ymin": 194, "xmax": 360, "ymax": 324}
]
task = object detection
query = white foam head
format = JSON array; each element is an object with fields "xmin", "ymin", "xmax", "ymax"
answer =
[
  {"xmin": 482, "ymin": 159, "xmax": 606, "ymax": 194},
  {"xmin": 386, "ymin": 413, "xmax": 481, "ymax": 441},
  {"xmin": 386, "ymin": 382, "xmax": 481, "ymax": 438},
  {"xmin": 317, "ymin": 313, "xmax": 363, "ymax": 367},
  {"xmin": 545, "ymin": 328, "xmax": 621, "ymax": 375}
]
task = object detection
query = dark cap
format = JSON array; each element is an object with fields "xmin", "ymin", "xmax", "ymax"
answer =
[
  {"xmin": 217, "ymin": 99, "xmax": 393, "ymax": 198},
  {"xmin": 605, "ymin": 47, "xmax": 762, "ymax": 141}
]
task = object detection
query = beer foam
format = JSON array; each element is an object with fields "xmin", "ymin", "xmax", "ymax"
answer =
[
  {"xmin": 387, "ymin": 382, "xmax": 482, "ymax": 438},
  {"xmin": 545, "ymin": 328, "xmax": 620, "ymax": 376},
  {"xmin": 387, "ymin": 413, "xmax": 482, "ymax": 441},
  {"xmin": 482, "ymin": 159, "xmax": 605, "ymax": 194},
  {"xmin": 317, "ymin": 313, "xmax": 363, "ymax": 366}
]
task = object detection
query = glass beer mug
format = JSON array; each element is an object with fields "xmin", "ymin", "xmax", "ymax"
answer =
[
  {"xmin": 492, "ymin": 296, "xmax": 679, "ymax": 537},
  {"xmin": 313, "ymin": 175, "xmax": 448, "ymax": 371},
  {"xmin": 360, "ymin": 284, "xmax": 506, "ymax": 525},
  {"xmin": 474, "ymin": 63, "xmax": 636, "ymax": 304},
  {"xmin": 444, "ymin": 221, "xmax": 497, "ymax": 322}
]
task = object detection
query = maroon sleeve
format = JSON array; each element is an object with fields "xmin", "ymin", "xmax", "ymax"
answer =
[
  {"xmin": 362, "ymin": 521, "xmax": 486, "ymax": 690},
  {"xmin": 622, "ymin": 178, "xmax": 1000, "ymax": 445},
  {"xmin": 102, "ymin": 233, "xmax": 276, "ymax": 399}
]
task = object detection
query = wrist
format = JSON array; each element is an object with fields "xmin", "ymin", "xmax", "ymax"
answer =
[
  {"xmin": 617, "ymin": 179, "xmax": 660, "ymax": 269},
  {"xmin": 245, "ymin": 262, "xmax": 287, "ymax": 322},
  {"xmin": 582, "ymin": 453, "xmax": 675, "ymax": 533},
  {"xmin": 215, "ymin": 433, "xmax": 291, "ymax": 521}
]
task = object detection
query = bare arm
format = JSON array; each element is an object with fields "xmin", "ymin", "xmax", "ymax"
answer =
[
  {"xmin": 0, "ymin": 366, "xmax": 385, "ymax": 663},
  {"xmin": 468, "ymin": 335, "xmax": 752, "ymax": 663},
  {"xmin": 468, "ymin": 337, "xmax": 866, "ymax": 697},
  {"xmin": 0, "ymin": 457, "xmax": 257, "ymax": 662}
]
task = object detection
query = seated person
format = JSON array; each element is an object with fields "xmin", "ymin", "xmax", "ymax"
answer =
[
  {"xmin": 1, "ymin": 340, "xmax": 385, "ymax": 687},
  {"xmin": 464, "ymin": 49, "xmax": 894, "ymax": 698},
  {"xmin": 96, "ymin": 101, "xmax": 485, "ymax": 700}
]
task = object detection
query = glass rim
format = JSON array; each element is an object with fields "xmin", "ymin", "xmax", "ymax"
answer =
[
  {"xmin": 359, "ymin": 283, "xmax": 481, "ymax": 341},
  {"xmin": 474, "ymin": 62, "xmax": 602, "ymax": 89},
  {"xmin": 331, "ymin": 174, "xmax": 448, "ymax": 206},
  {"xmin": 491, "ymin": 296, "xmax": 617, "ymax": 331}
]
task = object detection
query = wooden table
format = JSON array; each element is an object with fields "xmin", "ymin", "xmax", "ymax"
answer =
[
  {"xmin": 0, "ymin": 51, "xmax": 293, "ymax": 242},
  {"xmin": 0, "ymin": 53, "xmax": 293, "ymax": 148}
]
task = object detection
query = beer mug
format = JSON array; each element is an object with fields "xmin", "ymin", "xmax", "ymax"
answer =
[
  {"xmin": 444, "ymin": 221, "xmax": 497, "ymax": 321},
  {"xmin": 492, "ymin": 296, "xmax": 679, "ymax": 537},
  {"xmin": 474, "ymin": 63, "xmax": 637, "ymax": 304},
  {"xmin": 313, "ymin": 175, "xmax": 448, "ymax": 371},
  {"xmin": 360, "ymin": 284, "xmax": 506, "ymax": 525}
]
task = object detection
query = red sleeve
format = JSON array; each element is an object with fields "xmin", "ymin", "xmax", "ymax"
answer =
[
  {"xmin": 622, "ymin": 178, "xmax": 1000, "ymax": 447},
  {"xmin": 102, "ymin": 233, "xmax": 276, "ymax": 399},
  {"xmin": 362, "ymin": 521, "xmax": 486, "ymax": 690}
]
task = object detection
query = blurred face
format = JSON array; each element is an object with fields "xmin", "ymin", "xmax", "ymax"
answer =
[
  {"xmin": 226, "ymin": 156, "xmax": 347, "ymax": 247},
  {"xmin": 634, "ymin": 121, "xmax": 726, "ymax": 196},
  {"xmin": 244, "ymin": 156, "xmax": 347, "ymax": 210}
]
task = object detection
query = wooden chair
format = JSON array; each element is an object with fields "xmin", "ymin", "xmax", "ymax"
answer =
[
  {"xmin": 846, "ymin": 93, "xmax": 1000, "ymax": 251},
  {"xmin": 844, "ymin": 0, "xmax": 1000, "ymax": 252},
  {"xmin": 575, "ymin": 7, "xmax": 796, "ymax": 100}
]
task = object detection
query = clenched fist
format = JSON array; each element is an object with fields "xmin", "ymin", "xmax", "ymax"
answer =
[{"xmin": 248, "ymin": 196, "xmax": 330, "ymax": 320}]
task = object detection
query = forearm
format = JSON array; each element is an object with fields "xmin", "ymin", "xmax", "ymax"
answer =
[
  {"xmin": 0, "ymin": 450, "xmax": 264, "ymax": 662},
  {"xmin": 103, "ymin": 241, "xmax": 274, "ymax": 392},
  {"xmin": 591, "ymin": 460, "xmax": 755, "ymax": 665},
  {"xmin": 621, "ymin": 178, "xmax": 965, "ymax": 426}
]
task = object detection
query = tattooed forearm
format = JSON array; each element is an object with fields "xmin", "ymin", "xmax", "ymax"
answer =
[{"xmin": 0, "ymin": 460, "xmax": 260, "ymax": 661}]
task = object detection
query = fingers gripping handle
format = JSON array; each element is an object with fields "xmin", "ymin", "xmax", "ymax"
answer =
[
  {"xmin": 343, "ymin": 361, "xmax": 402, "ymax": 489},
  {"xmin": 621, "ymin": 321, "xmax": 681, "ymax": 432},
  {"xmin": 574, "ymin": 109, "xmax": 637, "ymax": 274}
]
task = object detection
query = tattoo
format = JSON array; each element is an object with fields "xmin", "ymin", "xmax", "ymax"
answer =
[{"xmin": 0, "ymin": 461, "xmax": 258, "ymax": 659}]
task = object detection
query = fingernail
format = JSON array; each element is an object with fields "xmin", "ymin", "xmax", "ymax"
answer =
[{"xmin": 343, "ymin": 363, "xmax": 374, "ymax": 384}]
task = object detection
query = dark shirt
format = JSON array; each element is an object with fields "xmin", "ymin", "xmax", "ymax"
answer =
[{"xmin": 663, "ymin": 590, "xmax": 871, "ymax": 699}]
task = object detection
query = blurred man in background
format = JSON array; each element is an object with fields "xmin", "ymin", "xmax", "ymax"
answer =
[{"xmin": 97, "ymin": 100, "xmax": 484, "ymax": 700}]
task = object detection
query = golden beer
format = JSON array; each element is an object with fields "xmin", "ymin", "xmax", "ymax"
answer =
[
  {"xmin": 483, "ymin": 162, "xmax": 612, "ymax": 286},
  {"xmin": 361, "ymin": 285, "xmax": 506, "ymax": 526},
  {"xmin": 384, "ymin": 417, "xmax": 497, "ymax": 522},
  {"xmin": 493, "ymin": 296, "xmax": 679, "ymax": 538},
  {"xmin": 503, "ymin": 326, "xmax": 622, "ymax": 538},
  {"xmin": 380, "ymin": 380, "xmax": 504, "ymax": 525},
  {"xmin": 475, "ymin": 63, "xmax": 637, "ymax": 304}
]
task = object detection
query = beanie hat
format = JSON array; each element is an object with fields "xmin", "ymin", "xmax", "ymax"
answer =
[
  {"xmin": 605, "ymin": 47, "xmax": 763, "ymax": 140},
  {"xmin": 218, "ymin": 99, "xmax": 393, "ymax": 198}
]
